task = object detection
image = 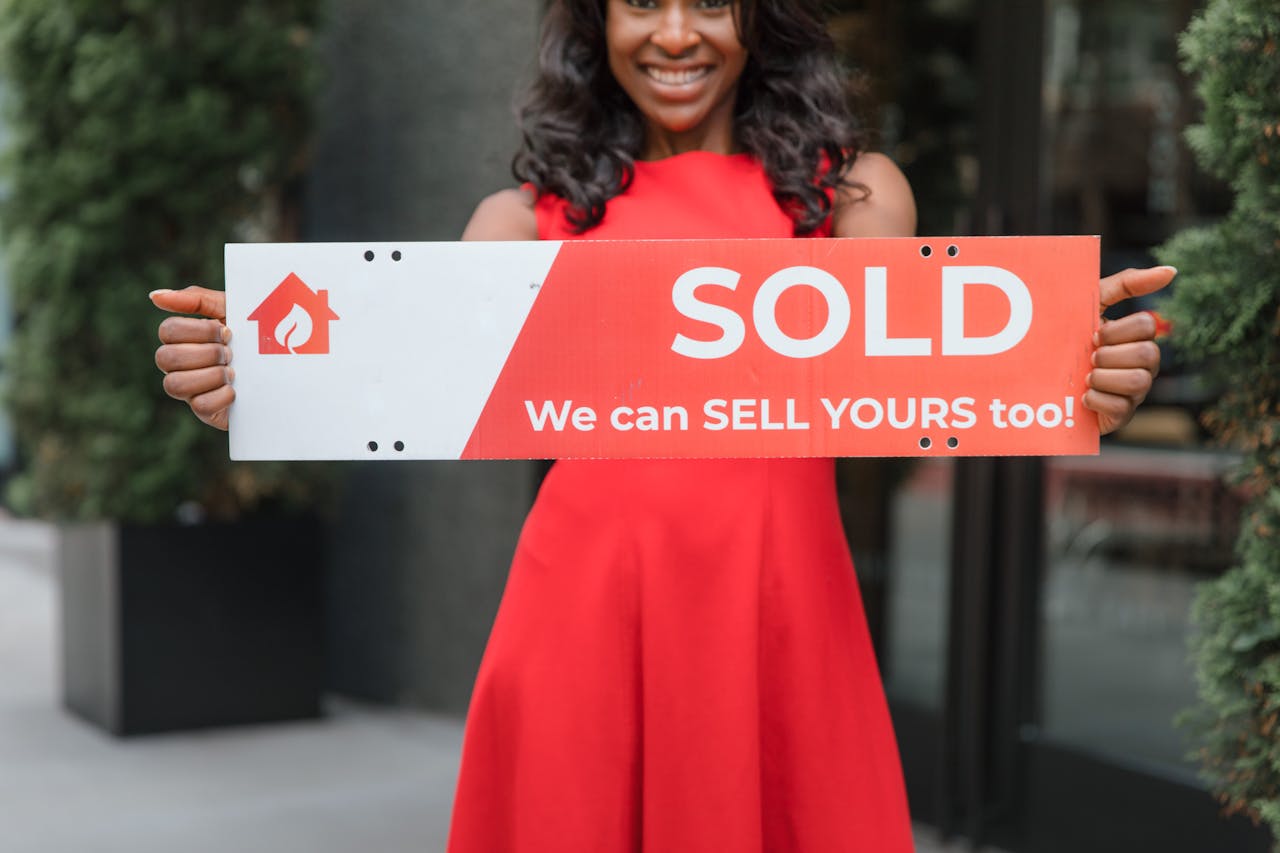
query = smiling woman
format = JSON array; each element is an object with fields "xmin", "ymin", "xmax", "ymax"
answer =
[
  {"xmin": 148, "ymin": 0, "xmax": 1171, "ymax": 849},
  {"xmin": 443, "ymin": 2, "xmax": 921, "ymax": 851}
]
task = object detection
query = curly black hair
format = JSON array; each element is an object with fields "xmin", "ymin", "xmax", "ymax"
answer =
[{"xmin": 513, "ymin": 0, "xmax": 869, "ymax": 234}]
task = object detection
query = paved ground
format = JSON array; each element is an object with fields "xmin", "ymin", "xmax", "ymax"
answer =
[{"xmin": 0, "ymin": 518, "xmax": 985, "ymax": 853}]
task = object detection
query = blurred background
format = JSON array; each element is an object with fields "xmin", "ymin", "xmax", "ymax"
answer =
[{"xmin": 0, "ymin": 0, "xmax": 1271, "ymax": 851}]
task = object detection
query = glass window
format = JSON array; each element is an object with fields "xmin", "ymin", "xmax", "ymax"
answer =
[{"xmin": 1038, "ymin": 0, "xmax": 1234, "ymax": 776}]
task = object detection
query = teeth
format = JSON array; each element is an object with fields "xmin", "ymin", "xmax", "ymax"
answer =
[{"xmin": 644, "ymin": 66, "xmax": 710, "ymax": 85}]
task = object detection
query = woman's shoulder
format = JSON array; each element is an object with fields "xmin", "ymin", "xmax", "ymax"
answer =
[
  {"xmin": 831, "ymin": 152, "xmax": 917, "ymax": 239},
  {"xmin": 461, "ymin": 187, "xmax": 539, "ymax": 241}
]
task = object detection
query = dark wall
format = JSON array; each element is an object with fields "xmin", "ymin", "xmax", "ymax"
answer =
[
  {"xmin": 307, "ymin": 0, "xmax": 538, "ymax": 241},
  {"xmin": 304, "ymin": 0, "xmax": 543, "ymax": 714}
]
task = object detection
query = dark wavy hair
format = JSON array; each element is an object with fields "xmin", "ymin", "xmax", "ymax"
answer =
[{"xmin": 513, "ymin": 0, "xmax": 868, "ymax": 234}]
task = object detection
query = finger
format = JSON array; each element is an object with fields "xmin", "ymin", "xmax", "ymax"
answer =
[
  {"xmin": 163, "ymin": 366, "xmax": 233, "ymax": 401},
  {"xmin": 150, "ymin": 286, "xmax": 227, "ymax": 321},
  {"xmin": 1099, "ymin": 266, "xmax": 1176, "ymax": 311},
  {"xmin": 1088, "ymin": 367, "xmax": 1153, "ymax": 399},
  {"xmin": 1095, "ymin": 311, "xmax": 1157, "ymax": 347},
  {"xmin": 1092, "ymin": 340, "xmax": 1161, "ymax": 372},
  {"xmin": 1082, "ymin": 389, "xmax": 1134, "ymax": 434},
  {"xmin": 158, "ymin": 316, "xmax": 230, "ymax": 345},
  {"xmin": 155, "ymin": 343, "xmax": 230, "ymax": 374},
  {"xmin": 189, "ymin": 384, "xmax": 235, "ymax": 432}
]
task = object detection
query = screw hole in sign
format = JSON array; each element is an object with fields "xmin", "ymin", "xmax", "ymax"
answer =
[
  {"xmin": 394, "ymin": 441, "xmax": 405, "ymax": 452},
  {"xmin": 947, "ymin": 436, "xmax": 959, "ymax": 449},
  {"xmin": 919, "ymin": 245, "xmax": 933, "ymax": 258},
  {"xmin": 392, "ymin": 250, "xmax": 402, "ymax": 262},
  {"xmin": 368, "ymin": 441, "xmax": 379, "ymax": 452},
  {"xmin": 364, "ymin": 250, "xmax": 375, "ymax": 262},
  {"xmin": 919, "ymin": 437, "xmax": 932, "ymax": 450},
  {"xmin": 947, "ymin": 245, "xmax": 959, "ymax": 257}
]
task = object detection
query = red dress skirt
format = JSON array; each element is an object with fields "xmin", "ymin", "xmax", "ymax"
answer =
[{"xmin": 447, "ymin": 152, "xmax": 912, "ymax": 852}]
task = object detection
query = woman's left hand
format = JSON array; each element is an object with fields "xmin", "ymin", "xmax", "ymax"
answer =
[{"xmin": 1085, "ymin": 266, "xmax": 1178, "ymax": 435}]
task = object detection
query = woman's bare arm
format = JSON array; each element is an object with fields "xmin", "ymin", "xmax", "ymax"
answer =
[
  {"xmin": 461, "ymin": 187, "xmax": 538, "ymax": 241},
  {"xmin": 831, "ymin": 152, "xmax": 918, "ymax": 239}
]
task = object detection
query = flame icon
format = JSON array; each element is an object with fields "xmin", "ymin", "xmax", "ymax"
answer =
[{"xmin": 274, "ymin": 304, "xmax": 314, "ymax": 353}]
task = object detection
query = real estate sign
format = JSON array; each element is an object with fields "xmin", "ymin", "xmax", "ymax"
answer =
[{"xmin": 225, "ymin": 236, "xmax": 1100, "ymax": 460}]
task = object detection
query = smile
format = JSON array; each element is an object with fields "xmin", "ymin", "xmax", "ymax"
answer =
[{"xmin": 642, "ymin": 65, "xmax": 714, "ymax": 86}]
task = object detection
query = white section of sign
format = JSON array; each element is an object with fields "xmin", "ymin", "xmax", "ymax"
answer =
[{"xmin": 226, "ymin": 241, "xmax": 562, "ymax": 460}]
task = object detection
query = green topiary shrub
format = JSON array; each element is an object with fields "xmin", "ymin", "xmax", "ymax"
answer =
[
  {"xmin": 0, "ymin": 0, "xmax": 323, "ymax": 522},
  {"xmin": 1155, "ymin": 0, "xmax": 1280, "ymax": 835}
]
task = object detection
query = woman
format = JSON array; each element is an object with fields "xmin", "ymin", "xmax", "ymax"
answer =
[{"xmin": 153, "ymin": 1, "xmax": 1170, "ymax": 849}]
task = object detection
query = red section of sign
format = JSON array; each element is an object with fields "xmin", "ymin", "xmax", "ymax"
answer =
[
  {"xmin": 461, "ymin": 237, "xmax": 1099, "ymax": 459},
  {"xmin": 248, "ymin": 272, "xmax": 340, "ymax": 355}
]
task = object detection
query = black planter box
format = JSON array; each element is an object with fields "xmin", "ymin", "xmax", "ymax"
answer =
[{"xmin": 59, "ymin": 516, "xmax": 325, "ymax": 736}]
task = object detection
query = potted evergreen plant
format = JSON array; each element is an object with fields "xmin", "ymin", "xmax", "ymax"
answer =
[
  {"xmin": 0, "ymin": 0, "xmax": 328, "ymax": 735},
  {"xmin": 1157, "ymin": 0, "xmax": 1280, "ymax": 837}
]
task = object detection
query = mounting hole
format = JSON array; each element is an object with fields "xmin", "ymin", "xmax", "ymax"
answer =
[
  {"xmin": 919, "ymin": 437, "xmax": 932, "ymax": 449},
  {"xmin": 364, "ymin": 250, "xmax": 375, "ymax": 262},
  {"xmin": 367, "ymin": 440, "xmax": 379, "ymax": 452},
  {"xmin": 947, "ymin": 436, "xmax": 959, "ymax": 449},
  {"xmin": 919, "ymin": 245, "xmax": 933, "ymax": 258},
  {"xmin": 394, "ymin": 440, "xmax": 405, "ymax": 452},
  {"xmin": 392, "ymin": 250, "xmax": 402, "ymax": 261},
  {"xmin": 947, "ymin": 245, "xmax": 959, "ymax": 258}
]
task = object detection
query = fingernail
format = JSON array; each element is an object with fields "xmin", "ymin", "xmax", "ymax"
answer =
[
  {"xmin": 220, "ymin": 326, "xmax": 232, "ymax": 343},
  {"xmin": 149, "ymin": 289, "xmax": 171, "ymax": 299},
  {"xmin": 1160, "ymin": 265, "xmax": 1178, "ymax": 276},
  {"xmin": 1092, "ymin": 331, "xmax": 1100, "ymax": 347},
  {"xmin": 226, "ymin": 367, "xmax": 236, "ymax": 384},
  {"xmin": 224, "ymin": 345, "xmax": 233, "ymax": 365},
  {"xmin": 1091, "ymin": 350, "xmax": 1098, "ymax": 366}
]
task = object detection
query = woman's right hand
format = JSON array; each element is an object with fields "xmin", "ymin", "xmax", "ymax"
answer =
[{"xmin": 152, "ymin": 286, "xmax": 234, "ymax": 431}]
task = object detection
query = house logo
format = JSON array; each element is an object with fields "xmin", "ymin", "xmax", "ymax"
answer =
[{"xmin": 248, "ymin": 273, "xmax": 340, "ymax": 354}]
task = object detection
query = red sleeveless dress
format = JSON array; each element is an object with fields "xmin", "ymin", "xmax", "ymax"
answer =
[{"xmin": 447, "ymin": 151, "xmax": 912, "ymax": 852}]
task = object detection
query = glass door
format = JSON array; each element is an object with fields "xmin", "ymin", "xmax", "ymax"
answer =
[
  {"xmin": 1023, "ymin": 1, "xmax": 1265, "ymax": 850},
  {"xmin": 832, "ymin": 1, "xmax": 1271, "ymax": 849}
]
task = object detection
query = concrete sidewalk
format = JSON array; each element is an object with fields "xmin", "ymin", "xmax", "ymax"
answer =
[{"xmin": 0, "ymin": 519, "xmax": 983, "ymax": 853}]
